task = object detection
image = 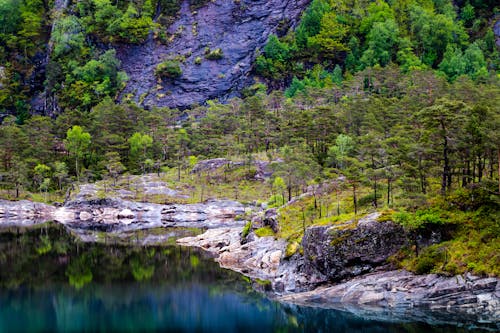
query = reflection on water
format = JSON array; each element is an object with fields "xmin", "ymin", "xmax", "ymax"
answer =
[{"xmin": 0, "ymin": 223, "xmax": 490, "ymax": 332}]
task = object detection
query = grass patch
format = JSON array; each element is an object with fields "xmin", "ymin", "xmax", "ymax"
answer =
[{"xmin": 255, "ymin": 227, "xmax": 275, "ymax": 238}]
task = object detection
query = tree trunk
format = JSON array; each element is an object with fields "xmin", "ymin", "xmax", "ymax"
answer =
[
  {"xmin": 352, "ymin": 182, "xmax": 357, "ymax": 215},
  {"xmin": 75, "ymin": 157, "xmax": 79, "ymax": 183},
  {"xmin": 441, "ymin": 135, "xmax": 449, "ymax": 196},
  {"xmin": 418, "ymin": 154, "xmax": 426, "ymax": 194},
  {"xmin": 387, "ymin": 178, "xmax": 391, "ymax": 206}
]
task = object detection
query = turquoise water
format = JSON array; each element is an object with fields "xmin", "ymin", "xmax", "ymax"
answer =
[{"xmin": 0, "ymin": 224, "xmax": 491, "ymax": 332}]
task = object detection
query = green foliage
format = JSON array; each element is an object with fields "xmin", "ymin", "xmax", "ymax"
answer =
[
  {"xmin": 51, "ymin": 16, "xmax": 86, "ymax": 59},
  {"xmin": 393, "ymin": 208, "xmax": 445, "ymax": 230},
  {"xmin": 360, "ymin": 19, "xmax": 399, "ymax": 68},
  {"xmin": 155, "ymin": 60, "xmax": 182, "ymax": 78},
  {"xmin": 267, "ymin": 194, "xmax": 285, "ymax": 208},
  {"xmin": 241, "ymin": 221, "xmax": 252, "ymax": 239},
  {"xmin": 256, "ymin": 0, "xmax": 494, "ymax": 87},
  {"xmin": 295, "ymin": 0, "xmax": 331, "ymax": 50},
  {"xmin": 64, "ymin": 125, "xmax": 91, "ymax": 181},
  {"xmin": 128, "ymin": 132, "xmax": 153, "ymax": 173},
  {"xmin": 327, "ymin": 134, "xmax": 355, "ymax": 170},
  {"xmin": 0, "ymin": 0, "xmax": 21, "ymax": 35},
  {"xmin": 60, "ymin": 49, "xmax": 128, "ymax": 110},
  {"xmin": 414, "ymin": 245, "xmax": 447, "ymax": 274},
  {"xmin": 204, "ymin": 48, "xmax": 224, "ymax": 60},
  {"xmin": 255, "ymin": 227, "xmax": 275, "ymax": 238}
]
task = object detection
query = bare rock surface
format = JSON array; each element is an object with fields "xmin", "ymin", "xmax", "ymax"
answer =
[
  {"xmin": 191, "ymin": 158, "xmax": 273, "ymax": 181},
  {"xmin": 302, "ymin": 213, "xmax": 408, "ymax": 282},
  {"xmin": 0, "ymin": 199, "xmax": 55, "ymax": 226},
  {"xmin": 117, "ymin": 0, "xmax": 311, "ymax": 109},
  {"xmin": 177, "ymin": 227, "xmax": 287, "ymax": 280},
  {"xmin": 279, "ymin": 270, "xmax": 500, "ymax": 329}
]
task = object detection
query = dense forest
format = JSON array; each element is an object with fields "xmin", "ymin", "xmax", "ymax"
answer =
[{"xmin": 0, "ymin": 0, "xmax": 499, "ymax": 276}]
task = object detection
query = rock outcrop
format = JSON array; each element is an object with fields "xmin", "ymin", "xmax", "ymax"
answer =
[
  {"xmin": 1, "ymin": 196, "xmax": 248, "ymax": 236},
  {"xmin": 178, "ymin": 227, "xmax": 287, "ymax": 281},
  {"xmin": 0, "ymin": 199, "xmax": 55, "ymax": 226},
  {"xmin": 117, "ymin": 0, "xmax": 311, "ymax": 109},
  {"xmin": 302, "ymin": 213, "xmax": 407, "ymax": 282},
  {"xmin": 280, "ymin": 270, "xmax": 500, "ymax": 329}
]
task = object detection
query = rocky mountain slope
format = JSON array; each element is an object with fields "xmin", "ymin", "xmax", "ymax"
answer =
[{"xmin": 117, "ymin": 0, "xmax": 310, "ymax": 109}]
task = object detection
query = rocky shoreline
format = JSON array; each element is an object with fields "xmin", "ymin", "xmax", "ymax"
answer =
[
  {"xmin": 176, "ymin": 221, "xmax": 499, "ymax": 329},
  {"xmin": 0, "ymin": 190, "xmax": 499, "ymax": 329}
]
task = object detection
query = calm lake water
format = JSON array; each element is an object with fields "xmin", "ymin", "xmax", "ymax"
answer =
[{"xmin": 0, "ymin": 223, "xmax": 491, "ymax": 332}]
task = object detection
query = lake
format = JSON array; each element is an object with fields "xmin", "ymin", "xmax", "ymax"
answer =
[{"xmin": 0, "ymin": 223, "xmax": 490, "ymax": 332}]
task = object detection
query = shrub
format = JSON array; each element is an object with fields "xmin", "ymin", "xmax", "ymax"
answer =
[
  {"xmin": 155, "ymin": 60, "xmax": 182, "ymax": 78},
  {"xmin": 357, "ymin": 192, "xmax": 382, "ymax": 207},
  {"xmin": 267, "ymin": 194, "xmax": 284, "ymax": 208},
  {"xmin": 241, "ymin": 221, "xmax": 252, "ymax": 239},
  {"xmin": 414, "ymin": 246, "xmax": 446, "ymax": 274},
  {"xmin": 205, "ymin": 48, "xmax": 224, "ymax": 60}
]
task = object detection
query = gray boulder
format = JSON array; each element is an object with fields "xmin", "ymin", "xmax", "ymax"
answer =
[{"xmin": 302, "ymin": 213, "xmax": 407, "ymax": 282}]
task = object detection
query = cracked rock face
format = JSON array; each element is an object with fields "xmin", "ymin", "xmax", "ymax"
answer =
[
  {"xmin": 117, "ymin": 0, "xmax": 311, "ymax": 109},
  {"xmin": 302, "ymin": 213, "xmax": 408, "ymax": 282}
]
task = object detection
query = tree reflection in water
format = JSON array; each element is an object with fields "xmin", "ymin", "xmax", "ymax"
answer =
[{"xmin": 0, "ymin": 223, "xmax": 490, "ymax": 332}]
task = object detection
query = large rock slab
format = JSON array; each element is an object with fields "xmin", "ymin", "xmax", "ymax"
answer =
[
  {"xmin": 279, "ymin": 270, "xmax": 500, "ymax": 329},
  {"xmin": 0, "ymin": 199, "xmax": 55, "ymax": 226},
  {"xmin": 302, "ymin": 213, "xmax": 408, "ymax": 282},
  {"xmin": 178, "ymin": 227, "xmax": 291, "ymax": 282}
]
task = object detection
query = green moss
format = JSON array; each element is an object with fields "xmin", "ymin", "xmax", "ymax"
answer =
[
  {"xmin": 414, "ymin": 245, "xmax": 447, "ymax": 274},
  {"xmin": 254, "ymin": 278, "xmax": 271, "ymax": 287},
  {"xmin": 285, "ymin": 241, "xmax": 299, "ymax": 258},
  {"xmin": 329, "ymin": 231, "xmax": 351, "ymax": 247},
  {"xmin": 241, "ymin": 221, "xmax": 252, "ymax": 239},
  {"xmin": 255, "ymin": 226, "xmax": 275, "ymax": 237},
  {"xmin": 377, "ymin": 209, "xmax": 395, "ymax": 222}
]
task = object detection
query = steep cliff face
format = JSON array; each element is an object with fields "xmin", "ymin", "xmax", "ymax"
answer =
[{"xmin": 116, "ymin": 0, "xmax": 310, "ymax": 109}]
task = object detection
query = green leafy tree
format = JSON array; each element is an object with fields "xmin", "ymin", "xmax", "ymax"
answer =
[
  {"xmin": 419, "ymin": 99, "xmax": 467, "ymax": 196},
  {"xmin": 328, "ymin": 134, "xmax": 355, "ymax": 170},
  {"xmin": 34, "ymin": 163, "xmax": 51, "ymax": 195},
  {"xmin": 176, "ymin": 128, "xmax": 190, "ymax": 181},
  {"xmin": 295, "ymin": 0, "xmax": 331, "ymax": 51},
  {"xmin": 53, "ymin": 161, "xmax": 68, "ymax": 191},
  {"xmin": 272, "ymin": 144, "xmax": 320, "ymax": 202},
  {"xmin": 104, "ymin": 151, "xmax": 126, "ymax": 185},
  {"xmin": 361, "ymin": 19, "xmax": 399, "ymax": 67},
  {"xmin": 8, "ymin": 157, "xmax": 28, "ymax": 198},
  {"xmin": 272, "ymin": 176, "xmax": 286, "ymax": 206},
  {"xmin": 128, "ymin": 132, "xmax": 153, "ymax": 174},
  {"xmin": 64, "ymin": 125, "xmax": 91, "ymax": 182},
  {"xmin": 307, "ymin": 12, "xmax": 349, "ymax": 61}
]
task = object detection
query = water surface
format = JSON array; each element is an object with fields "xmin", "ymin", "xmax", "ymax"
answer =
[{"xmin": 0, "ymin": 223, "xmax": 492, "ymax": 332}]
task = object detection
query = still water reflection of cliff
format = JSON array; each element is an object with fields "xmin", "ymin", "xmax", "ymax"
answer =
[{"xmin": 0, "ymin": 223, "xmax": 489, "ymax": 332}]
